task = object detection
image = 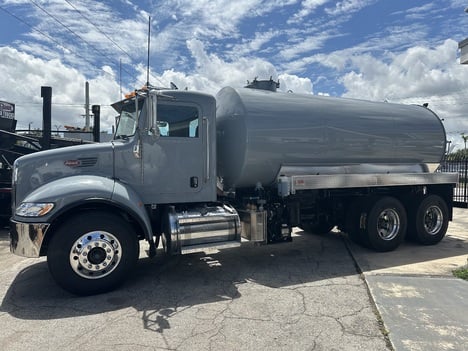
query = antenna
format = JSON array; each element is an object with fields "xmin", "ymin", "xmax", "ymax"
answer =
[
  {"xmin": 119, "ymin": 58, "xmax": 122, "ymax": 98},
  {"xmin": 146, "ymin": 16, "xmax": 151, "ymax": 87}
]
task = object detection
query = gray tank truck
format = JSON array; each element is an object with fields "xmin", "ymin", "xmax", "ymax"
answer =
[{"xmin": 9, "ymin": 79, "xmax": 458, "ymax": 295}]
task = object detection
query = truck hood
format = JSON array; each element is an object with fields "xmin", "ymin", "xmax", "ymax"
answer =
[{"xmin": 13, "ymin": 142, "xmax": 114, "ymax": 206}]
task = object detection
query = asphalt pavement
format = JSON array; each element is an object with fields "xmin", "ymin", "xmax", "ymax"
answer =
[
  {"xmin": 0, "ymin": 225, "xmax": 389, "ymax": 351},
  {"xmin": 0, "ymin": 207, "xmax": 467, "ymax": 351}
]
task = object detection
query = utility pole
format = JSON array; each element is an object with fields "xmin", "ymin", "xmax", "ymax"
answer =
[{"xmin": 85, "ymin": 81, "xmax": 90, "ymax": 131}]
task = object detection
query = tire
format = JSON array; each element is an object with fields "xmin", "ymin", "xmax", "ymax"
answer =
[
  {"xmin": 362, "ymin": 196, "xmax": 407, "ymax": 252},
  {"xmin": 47, "ymin": 211, "xmax": 139, "ymax": 295},
  {"xmin": 300, "ymin": 221, "xmax": 334, "ymax": 235},
  {"xmin": 345, "ymin": 199, "xmax": 366, "ymax": 245},
  {"xmin": 412, "ymin": 195, "xmax": 449, "ymax": 245}
]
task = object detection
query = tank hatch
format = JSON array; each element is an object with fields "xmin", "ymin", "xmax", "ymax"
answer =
[{"xmin": 245, "ymin": 77, "xmax": 280, "ymax": 92}]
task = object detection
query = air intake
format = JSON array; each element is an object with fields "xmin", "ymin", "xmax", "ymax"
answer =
[{"xmin": 245, "ymin": 77, "xmax": 279, "ymax": 92}]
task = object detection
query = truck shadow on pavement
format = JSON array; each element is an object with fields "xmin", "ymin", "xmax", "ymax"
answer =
[{"xmin": 1, "ymin": 232, "xmax": 355, "ymax": 328}]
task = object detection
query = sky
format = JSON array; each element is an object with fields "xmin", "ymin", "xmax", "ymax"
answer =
[{"xmin": 0, "ymin": 0, "xmax": 468, "ymax": 149}]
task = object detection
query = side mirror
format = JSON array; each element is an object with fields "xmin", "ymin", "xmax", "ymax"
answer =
[{"xmin": 150, "ymin": 125, "xmax": 161, "ymax": 137}]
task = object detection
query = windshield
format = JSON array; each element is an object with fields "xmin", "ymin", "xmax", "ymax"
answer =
[{"xmin": 114, "ymin": 98, "xmax": 144, "ymax": 139}]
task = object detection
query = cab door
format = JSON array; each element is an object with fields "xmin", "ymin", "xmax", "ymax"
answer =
[{"xmin": 140, "ymin": 95, "xmax": 216, "ymax": 204}]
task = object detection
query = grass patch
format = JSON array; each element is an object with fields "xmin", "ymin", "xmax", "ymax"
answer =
[{"xmin": 453, "ymin": 267, "xmax": 468, "ymax": 281}]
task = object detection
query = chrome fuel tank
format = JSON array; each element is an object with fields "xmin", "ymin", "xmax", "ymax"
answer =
[
  {"xmin": 164, "ymin": 204, "xmax": 241, "ymax": 254},
  {"xmin": 216, "ymin": 87, "xmax": 446, "ymax": 189}
]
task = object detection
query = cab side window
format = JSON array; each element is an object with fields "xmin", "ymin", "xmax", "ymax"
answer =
[{"xmin": 157, "ymin": 104, "xmax": 199, "ymax": 138}]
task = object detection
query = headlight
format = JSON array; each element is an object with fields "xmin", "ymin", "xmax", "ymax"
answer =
[{"xmin": 16, "ymin": 202, "xmax": 55, "ymax": 217}]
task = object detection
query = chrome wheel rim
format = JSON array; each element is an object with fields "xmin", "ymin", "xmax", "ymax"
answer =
[
  {"xmin": 376, "ymin": 209, "xmax": 400, "ymax": 241},
  {"xmin": 69, "ymin": 231, "xmax": 121, "ymax": 279},
  {"xmin": 424, "ymin": 206, "xmax": 443, "ymax": 235}
]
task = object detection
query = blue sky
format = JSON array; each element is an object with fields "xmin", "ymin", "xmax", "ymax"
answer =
[{"xmin": 0, "ymin": 0, "xmax": 468, "ymax": 148}]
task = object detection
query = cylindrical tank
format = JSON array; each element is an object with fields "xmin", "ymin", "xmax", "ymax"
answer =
[{"xmin": 216, "ymin": 87, "xmax": 446, "ymax": 189}]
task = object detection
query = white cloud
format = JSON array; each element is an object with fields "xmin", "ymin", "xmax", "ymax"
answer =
[
  {"xmin": 401, "ymin": 3, "xmax": 437, "ymax": 20},
  {"xmin": 341, "ymin": 40, "xmax": 466, "ymax": 100},
  {"xmin": 0, "ymin": 46, "xmax": 120, "ymax": 132},
  {"xmin": 325, "ymin": 0, "xmax": 376, "ymax": 16},
  {"xmin": 184, "ymin": 38, "xmax": 277, "ymax": 93},
  {"xmin": 338, "ymin": 39, "xmax": 468, "ymax": 144},
  {"xmin": 152, "ymin": 0, "xmax": 265, "ymax": 46},
  {"xmin": 279, "ymin": 32, "xmax": 335, "ymax": 60},
  {"xmin": 229, "ymin": 30, "xmax": 281, "ymax": 58},
  {"xmin": 289, "ymin": 0, "xmax": 330, "ymax": 23},
  {"xmin": 278, "ymin": 73, "xmax": 313, "ymax": 93}
]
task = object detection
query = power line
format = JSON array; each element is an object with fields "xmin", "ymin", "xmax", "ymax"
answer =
[
  {"xmin": 27, "ymin": 1, "xmax": 114, "ymax": 65},
  {"xmin": 0, "ymin": 4, "xmax": 102, "ymax": 72},
  {"xmin": 27, "ymin": 0, "xmax": 144, "ymax": 86},
  {"xmin": 3, "ymin": 2, "xmax": 164, "ymax": 89},
  {"xmin": 12, "ymin": 102, "xmax": 114, "ymax": 107},
  {"xmin": 63, "ymin": 0, "xmax": 136, "ymax": 64},
  {"xmin": 63, "ymin": 0, "xmax": 157, "ymax": 88}
]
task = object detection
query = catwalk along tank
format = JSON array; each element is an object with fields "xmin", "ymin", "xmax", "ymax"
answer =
[{"xmin": 215, "ymin": 86, "xmax": 446, "ymax": 189}]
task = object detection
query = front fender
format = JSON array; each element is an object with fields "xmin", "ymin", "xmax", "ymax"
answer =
[
  {"xmin": 13, "ymin": 175, "xmax": 152, "ymax": 241},
  {"xmin": 111, "ymin": 179, "xmax": 153, "ymax": 241}
]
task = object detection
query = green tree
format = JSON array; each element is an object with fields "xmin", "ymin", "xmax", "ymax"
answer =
[
  {"xmin": 446, "ymin": 149, "xmax": 468, "ymax": 160},
  {"xmin": 462, "ymin": 133, "xmax": 468, "ymax": 152}
]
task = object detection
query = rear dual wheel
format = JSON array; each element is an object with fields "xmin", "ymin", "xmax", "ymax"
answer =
[
  {"xmin": 346, "ymin": 196, "xmax": 407, "ymax": 252},
  {"xmin": 346, "ymin": 194, "xmax": 449, "ymax": 251},
  {"xmin": 364, "ymin": 197, "xmax": 407, "ymax": 252},
  {"xmin": 409, "ymin": 195, "xmax": 449, "ymax": 245},
  {"xmin": 345, "ymin": 199, "xmax": 364, "ymax": 245}
]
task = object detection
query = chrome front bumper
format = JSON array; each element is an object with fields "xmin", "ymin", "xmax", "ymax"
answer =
[{"xmin": 10, "ymin": 220, "xmax": 50, "ymax": 257}]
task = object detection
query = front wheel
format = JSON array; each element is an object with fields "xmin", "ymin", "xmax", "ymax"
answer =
[{"xmin": 47, "ymin": 211, "xmax": 139, "ymax": 295}]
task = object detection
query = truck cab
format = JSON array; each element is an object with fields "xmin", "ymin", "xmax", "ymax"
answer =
[
  {"xmin": 9, "ymin": 87, "xmax": 240, "ymax": 295},
  {"xmin": 112, "ymin": 89, "xmax": 217, "ymax": 204}
]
